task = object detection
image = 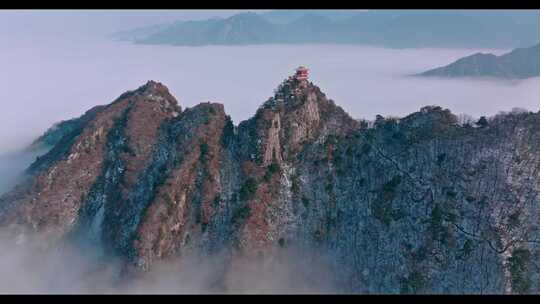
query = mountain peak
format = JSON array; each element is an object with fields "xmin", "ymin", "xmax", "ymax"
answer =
[
  {"xmin": 116, "ymin": 80, "xmax": 172, "ymax": 99},
  {"xmin": 419, "ymin": 41, "xmax": 540, "ymax": 79},
  {"xmin": 136, "ymin": 80, "xmax": 173, "ymax": 98},
  {"xmin": 247, "ymin": 67, "xmax": 358, "ymax": 165},
  {"xmin": 259, "ymin": 68, "xmax": 317, "ymax": 112},
  {"xmin": 226, "ymin": 11, "xmax": 268, "ymax": 24},
  {"xmin": 116, "ymin": 81, "xmax": 181, "ymax": 117}
]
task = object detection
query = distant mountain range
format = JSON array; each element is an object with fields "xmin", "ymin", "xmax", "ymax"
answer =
[
  {"xmin": 260, "ymin": 9, "xmax": 365, "ymax": 24},
  {"xmin": 420, "ymin": 42, "xmax": 540, "ymax": 79},
  {"xmin": 111, "ymin": 10, "xmax": 540, "ymax": 49}
]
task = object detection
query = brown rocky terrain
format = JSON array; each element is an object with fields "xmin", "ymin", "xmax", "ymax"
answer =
[{"xmin": 1, "ymin": 72, "xmax": 540, "ymax": 294}]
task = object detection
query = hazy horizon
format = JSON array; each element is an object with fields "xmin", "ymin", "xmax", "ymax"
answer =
[
  {"xmin": 2, "ymin": 35, "xmax": 534, "ymax": 154},
  {"xmin": 2, "ymin": 10, "xmax": 540, "ymax": 155}
]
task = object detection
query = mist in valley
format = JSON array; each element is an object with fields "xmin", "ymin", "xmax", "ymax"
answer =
[
  {"xmin": 0, "ymin": 231, "xmax": 337, "ymax": 294},
  {"xmin": 1, "ymin": 10, "xmax": 540, "ymax": 294}
]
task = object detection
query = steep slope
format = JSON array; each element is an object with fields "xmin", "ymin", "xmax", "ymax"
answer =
[
  {"xmin": 0, "ymin": 81, "xmax": 180, "ymax": 243},
  {"xmin": 298, "ymin": 107, "xmax": 540, "ymax": 293},
  {"xmin": 229, "ymin": 75, "xmax": 358, "ymax": 255},
  {"xmin": 2, "ymin": 73, "xmax": 540, "ymax": 294},
  {"xmin": 420, "ymin": 42, "xmax": 540, "ymax": 79}
]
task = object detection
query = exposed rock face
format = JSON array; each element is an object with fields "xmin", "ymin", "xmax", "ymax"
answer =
[
  {"xmin": 2, "ymin": 75, "xmax": 540, "ymax": 294},
  {"xmin": 0, "ymin": 81, "xmax": 179, "ymax": 245}
]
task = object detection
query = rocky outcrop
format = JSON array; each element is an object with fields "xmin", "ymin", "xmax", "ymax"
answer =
[
  {"xmin": 231, "ymin": 76, "xmax": 358, "ymax": 256},
  {"xmin": 2, "ymin": 74, "xmax": 540, "ymax": 294},
  {"xmin": 0, "ymin": 81, "xmax": 179, "ymax": 244}
]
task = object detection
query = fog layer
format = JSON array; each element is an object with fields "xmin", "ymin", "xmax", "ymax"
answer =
[
  {"xmin": 3, "ymin": 36, "xmax": 538, "ymax": 155},
  {"xmin": 0, "ymin": 148, "xmax": 48, "ymax": 195},
  {"xmin": 0, "ymin": 232, "xmax": 336, "ymax": 294},
  {"xmin": 1, "ymin": 11, "xmax": 539, "ymax": 155}
]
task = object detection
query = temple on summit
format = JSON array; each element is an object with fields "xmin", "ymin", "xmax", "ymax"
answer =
[{"xmin": 295, "ymin": 66, "xmax": 309, "ymax": 81}]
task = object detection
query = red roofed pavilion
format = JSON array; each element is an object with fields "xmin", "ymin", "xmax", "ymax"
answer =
[{"xmin": 295, "ymin": 66, "xmax": 309, "ymax": 81}]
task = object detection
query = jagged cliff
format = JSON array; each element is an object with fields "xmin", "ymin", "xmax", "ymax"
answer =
[{"xmin": 1, "ymin": 73, "xmax": 540, "ymax": 294}]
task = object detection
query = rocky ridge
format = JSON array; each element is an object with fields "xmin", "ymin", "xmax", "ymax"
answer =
[{"xmin": 1, "ymin": 73, "xmax": 540, "ymax": 294}]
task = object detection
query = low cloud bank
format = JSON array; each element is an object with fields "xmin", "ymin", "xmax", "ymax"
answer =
[{"xmin": 0, "ymin": 231, "xmax": 337, "ymax": 294}]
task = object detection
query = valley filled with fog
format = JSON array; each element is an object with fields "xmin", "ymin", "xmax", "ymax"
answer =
[{"xmin": 2, "ymin": 37, "xmax": 537, "ymax": 155}]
